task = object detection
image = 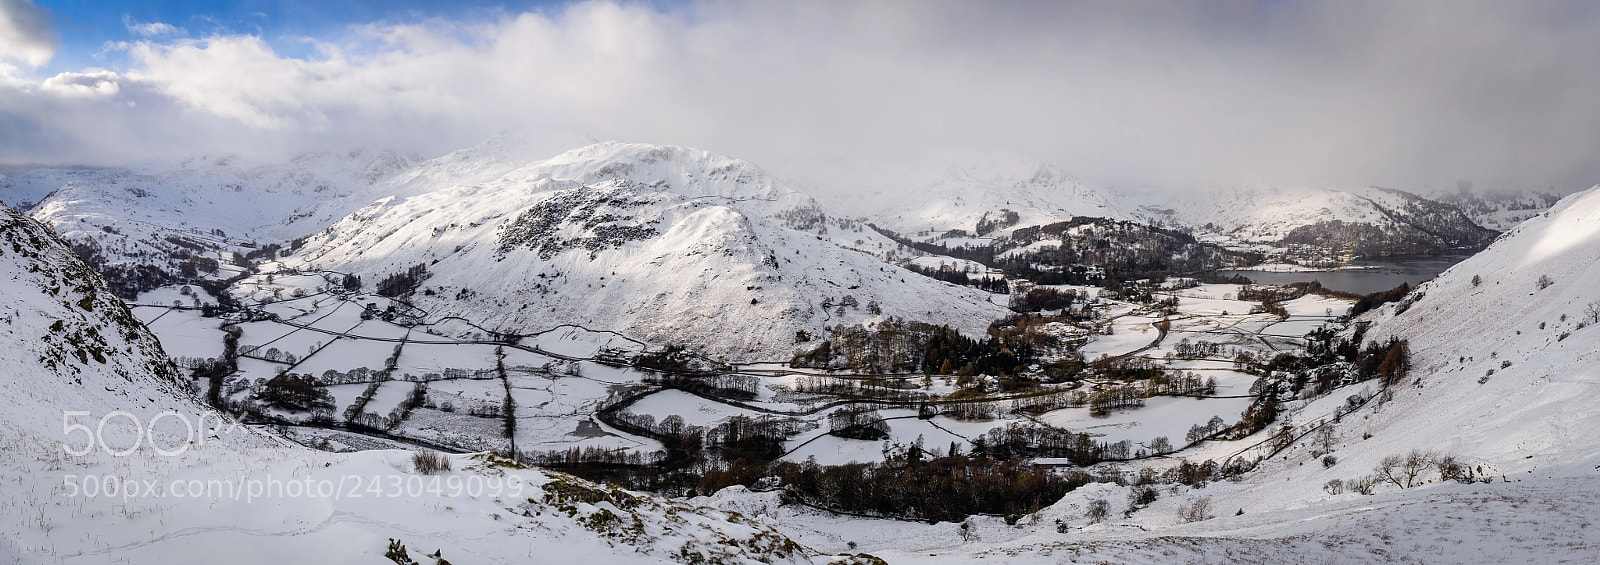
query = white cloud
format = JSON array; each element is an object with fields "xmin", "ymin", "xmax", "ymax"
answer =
[
  {"xmin": 4, "ymin": 0, "xmax": 1600, "ymax": 193},
  {"xmin": 40, "ymin": 70, "xmax": 120, "ymax": 97},
  {"xmin": 0, "ymin": 0, "xmax": 55, "ymax": 68},
  {"xmin": 124, "ymin": 17, "xmax": 184, "ymax": 38}
]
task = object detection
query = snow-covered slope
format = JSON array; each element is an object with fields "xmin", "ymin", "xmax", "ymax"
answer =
[
  {"xmin": 0, "ymin": 167, "xmax": 106, "ymax": 209},
  {"xmin": 25, "ymin": 151, "xmax": 416, "ymax": 238},
  {"xmin": 6, "ymin": 151, "xmax": 417, "ymax": 296},
  {"xmin": 1429, "ymin": 187, "xmax": 1564, "ymax": 231},
  {"xmin": 1167, "ymin": 184, "xmax": 1498, "ymax": 259},
  {"xmin": 1358, "ymin": 185, "xmax": 1600, "ymax": 470},
  {"xmin": 294, "ymin": 142, "xmax": 1010, "ymax": 361},
  {"xmin": 822, "ymin": 153, "xmax": 1136, "ymax": 241},
  {"xmin": 0, "ymin": 204, "xmax": 197, "ymax": 440},
  {"xmin": 0, "ymin": 203, "xmax": 822, "ymax": 565}
]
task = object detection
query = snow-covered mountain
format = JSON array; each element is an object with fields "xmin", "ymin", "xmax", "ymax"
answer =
[
  {"xmin": 820, "ymin": 153, "xmax": 1137, "ymax": 241},
  {"xmin": 0, "ymin": 191, "xmax": 824, "ymax": 565},
  {"xmin": 1164, "ymin": 184, "xmax": 1498, "ymax": 259},
  {"xmin": 0, "ymin": 167, "xmax": 106, "ymax": 209},
  {"xmin": 1428, "ymin": 187, "xmax": 1564, "ymax": 231},
  {"xmin": 292, "ymin": 142, "xmax": 1010, "ymax": 361},
  {"xmin": 1, "ymin": 140, "xmax": 1009, "ymax": 361},
  {"xmin": 5, "ymin": 150, "xmax": 418, "ymax": 296}
]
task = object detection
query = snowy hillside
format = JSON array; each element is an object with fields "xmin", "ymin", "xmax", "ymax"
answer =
[
  {"xmin": 0, "ymin": 205, "xmax": 194, "ymax": 440},
  {"xmin": 292, "ymin": 142, "xmax": 1011, "ymax": 361},
  {"xmin": 1165, "ymin": 184, "xmax": 1497, "ymax": 260},
  {"xmin": 0, "ymin": 167, "xmax": 105, "ymax": 209},
  {"xmin": 1429, "ymin": 187, "xmax": 1564, "ymax": 231},
  {"xmin": 0, "ymin": 200, "xmax": 826, "ymax": 565},
  {"xmin": 822, "ymin": 153, "xmax": 1136, "ymax": 241},
  {"xmin": 5, "ymin": 151, "xmax": 417, "ymax": 297},
  {"xmin": 1358, "ymin": 185, "xmax": 1600, "ymax": 471}
]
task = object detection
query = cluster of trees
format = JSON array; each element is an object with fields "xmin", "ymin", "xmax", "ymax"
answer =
[
  {"xmin": 903, "ymin": 263, "xmax": 1009, "ymax": 293},
  {"xmin": 242, "ymin": 242, "xmax": 284, "ymax": 262},
  {"xmin": 177, "ymin": 256, "xmax": 221, "ymax": 280},
  {"xmin": 1168, "ymin": 338, "xmax": 1224, "ymax": 360},
  {"xmin": 579, "ymin": 408, "xmax": 811, "ymax": 496},
  {"xmin": 1086, "ymin": 372, "xmax": 1217, "ymax": 417},
  {"xmin": 1186, "ymin": 416, "xmax": 1229, "ymax": 445},
  {"xmin": 972, "ymin": 422, "xmax": 1114, "ymax": 463},
  {"xmin": 792, "ymin": 319, "xmax": 1034, "ymax": 379},
  {"xmin": 643, "ymin": 371, "xmax": 760, "ymax": 400},
  {"xmin": 988, "ymin": 313, "xmax": 1089, "ymax": 358},
  {"xmin": 633, "ymin": 344, "xmax": 726, "ymax": 374},
  {"xmin": 1245, "ymin": 323, "xmax": 1412, "ymax": 398},
  {"xmin": 1009, "ymin": 287, "xmax": 1080, "ymax": 312},
  {"xmin": 376, "ymin": 263, "xmax": 431, "ymax": 298},
  {"xmin": 1235, "ymin": 284, "xmax": 1301, "ymax": 303},
  {"xmin": 827, "ymin": 407, "xmax": 891, "ymax": 440},
  {"xmin": 791, "ymin": 374, "xmax": 927, "ymax": 401},
  {"xmin": 1327, "ymin": 449, "xmax": 1485, "ymax": 496},
  {"xmin": 1348, "ymin": 282, "xmax": 1413, "ymax": 317},
  {"xmin": 702, "ymin": 415, "xmax": 799, "ymax": 463},
  {"xmin": 774, "ymin": 448, "xmax": 1094, "ymax": 523},
  {"xmin": 257, "ymin": 373, "xmax": 335, "ymax": 413},
  {"xmin": 525, "ymin": 446, "xmax": 666, "ymax": 468},
  {"xmin": 1231, "ymin": 283, "xmax": 1294, "ymax": 317},
  {"xmin": 1087, "ymin": 386, "xmax": 1145, "ymax": 416},
  {"xmin": 1281, "ymin": 212, "xmax": 1496, "ymax": 259},
  {"xmin": 997, "ymin": 218, "xmax": 1257, "ymax": 286},
  {"xmin": 774, "ymin": 206, "xmax": 829, "ymax": 232},
  {"xmin": 869, "ymin": 225, "xmax": 997, "ymax": 265},
  {"xmin": 243, "ymin": 346, "xmax": 301, "ymax": 365},
  {"xmin": 1089, "ymin": 356, "xmax": 1164, "ymax": 381}
]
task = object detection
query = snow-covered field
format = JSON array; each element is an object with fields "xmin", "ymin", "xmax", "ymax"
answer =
[{"xmin": 1038, "ymin": 395, "xmax": 1255, "ymax": 447}]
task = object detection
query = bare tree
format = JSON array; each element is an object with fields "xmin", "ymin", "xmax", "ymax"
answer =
[
  {"xmin": 1177, "ymin": 497, "xmax": 1215, "ymax": 523},
  {"xmin": 1349, "ymin": 475, "xmax": 1379, "ymax": 495},
  {"xmin": 1375, "ymin": 449, "xmax": 1438, "ymax": 489},
  {"xmin": 1148, "ymin": 436, "xmax": 1174, "ymax": 454},
  {"xmin": 1314, "ymin": 423, "xmax": 1337, "ymax": 454},
  {"xmin": 1085, "ymin": 499, "xmax": 1110, "ymax": 523}
]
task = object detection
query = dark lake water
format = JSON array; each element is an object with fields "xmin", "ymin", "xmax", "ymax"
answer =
[{"xmin": 1217, "ymin": 253, "xmax": 1476, "ymax": 295}]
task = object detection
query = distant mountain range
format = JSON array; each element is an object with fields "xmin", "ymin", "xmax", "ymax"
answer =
[{"xmin": 0, "ymin": 140, "xmax": 1552, "ymax": 358}]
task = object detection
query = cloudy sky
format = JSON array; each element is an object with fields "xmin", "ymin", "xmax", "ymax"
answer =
[{"xmin": 4, "ymin": 0, "xmax": 1600, "ymax": 193}]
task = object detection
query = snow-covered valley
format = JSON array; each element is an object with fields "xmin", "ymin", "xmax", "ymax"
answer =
[{"xmin": 2, "ymin": 139, "xmax": 1597, "ymax": 564}]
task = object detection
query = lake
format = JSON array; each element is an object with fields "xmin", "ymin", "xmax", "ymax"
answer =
[{"xmin": 1218, "ymin": 253, "xmax": 1476, "ymax": 295}]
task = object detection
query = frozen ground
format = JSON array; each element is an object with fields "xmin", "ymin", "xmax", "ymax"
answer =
[{"xmin": 1037, "ymin": 395, "xmax": 1256, "ymax": 447}]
